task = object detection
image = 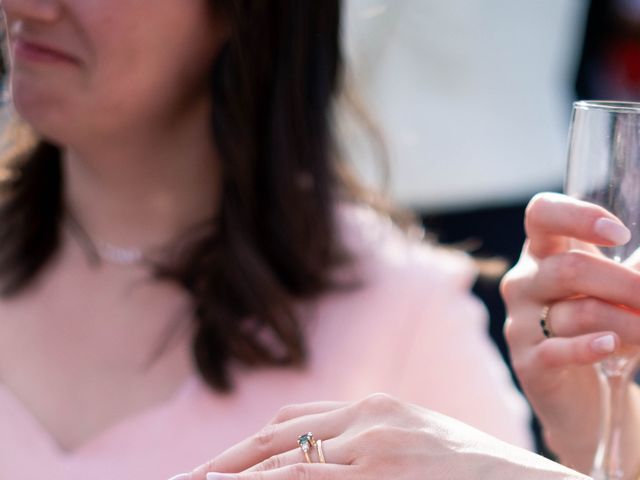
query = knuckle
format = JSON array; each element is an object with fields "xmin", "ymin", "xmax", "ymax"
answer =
[
  {"xmin": 201, "ymin": 458, "xmax": 218, "ymax": 475},
  {"xmin": 287, "ymin": 463, "xmax": 311, "ymax": 480},
  {"xmin": 359, "ymin": 392, "xmax": 399, "ymax": 414},
  {"xmin": 253, "ymin": 423, "xmax": 278, "ymax": 452},
  {"xmin": 524, "ymin": 193, "xmax": 549, "ymax": 232},
  {"xmin": 500, "ymin": 259, "xmax": 536, "ymax": 307},
  {"xmin": 499, "ymin": 269, "xmax": 519, "ymax": 303},
  {"xmin": 550, "ymin": 251, "xmax": 586, "ymax": 286},
  {"xmin": 525, "ymin": 193, "xmax": 547, "ymax": 217},
  {"xmin": 503, "ymin": 317, "xmax": 517, "ymax": 345},
  {"xmin": 574, "ymin": 298, "xmax": 600, "ymax": 331},
  {"xmin": 502, "ymin": 310, "xmax": 533, "ymax": 349},
  {"xmin": 257, "ymin": 454, "xmax": 284, "ymax": 472},
  {"xmin": 271, "ymin": 403, "xmax": 300, "ymax": 424}
]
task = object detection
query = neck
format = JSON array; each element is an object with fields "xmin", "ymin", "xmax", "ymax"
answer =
[{"xmin": 63, "ymin": 99, "xmax": 221, "ymax": 256}]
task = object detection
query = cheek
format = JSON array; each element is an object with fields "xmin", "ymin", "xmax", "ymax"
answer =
[
  {"xmin": 84, "ymin": 7, "xmax": 221, "ymax": 124},
  {"xmin": 12, "ymin": 1, "xmax": 224, "ymax": 138}
]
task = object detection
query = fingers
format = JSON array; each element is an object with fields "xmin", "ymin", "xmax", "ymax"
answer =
[
  {"xmin": 203, "ymin": 463, "xmax": 355, "ymax": 480},
  {"xmin": 533, "ymin": 250, "xmax": 640, "ymax": 306},
  {"xmin": 504, "ymin": 194, "xmax": 637, "ymax": 349},
  {"xmin": 550, "ymin": 298, "xmax": 640, "ymax": 343},
  {"xmin": 266, "ymin": 402, "xmax": 348, "ymax": 426},
  {"xmin": 244, "ymin": 438, "xmax": 342, "ymax": 473},
  {"xmin": 531, "ymin": 332, "xmax": 619, "ymax": 370},
  {"xmin": 524, "ymin": 193, "xmax": 630, "ymax": 259},
  {"xmin": 504, "ymin": 250, "xmax": 640, "ymax": 347},
  {"xmin": 191, "ymin": 405, "xmax": 351, "ymax": 477},
  {"xmin": 509, "ymin": 249, "xmax": 640, "ymax": 308}
]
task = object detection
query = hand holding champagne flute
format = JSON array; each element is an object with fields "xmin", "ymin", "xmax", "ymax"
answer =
[
  {"xmin": 502, "ymin": 101, "xmax": 640, "ymax": 480},
  {"xmin": 564, "ymin": 101, "xmax": 640, "ymax": 479}
]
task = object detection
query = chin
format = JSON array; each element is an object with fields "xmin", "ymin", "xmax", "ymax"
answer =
[
  {"xmin": 12, "ymin": 101, "xmax": 77, "ymax": 146},
  {"xmin": 14, "ymin": 114, "xmax": 70, "ymax": 146},
  {"xmin": 10, "ymin": 77, "xmax": 81, "ymax": 141}
]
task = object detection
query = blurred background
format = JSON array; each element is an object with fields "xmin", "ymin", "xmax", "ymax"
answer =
[
  {"xmin": 341, "ymin": 0, "xmax": 640, "ymax": 452},
  {"xmin": 342, "ymin": 0, "xmax": 585, "ymax": 364}
]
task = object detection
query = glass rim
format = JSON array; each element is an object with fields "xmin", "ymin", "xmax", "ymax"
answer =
[{"xmin": 574, "ymin": 100, "xmax": 640, "ymax": 113}]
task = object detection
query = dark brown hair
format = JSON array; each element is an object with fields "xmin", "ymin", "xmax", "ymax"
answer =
[{"xmin": 0, "ymin": 1, "xmax": 364, "ymax": 391}]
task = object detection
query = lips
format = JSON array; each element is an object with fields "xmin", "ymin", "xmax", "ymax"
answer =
[{"xmin": 12, "ymin": 38, "xmax": 79, "ymax": 65}]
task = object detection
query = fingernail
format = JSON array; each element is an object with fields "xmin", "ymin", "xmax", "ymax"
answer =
[
  {"xmin": 206, "ymin": 474, "xmax": 237, "ymax": 480},
  {"xmin": 594, "ymin": 218, "xmax": 631, "ymax": 245},
  {"xmin": 591, "ymin": 334, "xmax": 616, "ymax": 354},
  {"xmin": 168, "ymin": 475, "xmax": 190, "ymax": 480}
]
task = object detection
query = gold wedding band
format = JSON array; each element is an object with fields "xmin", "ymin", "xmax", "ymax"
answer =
[
  {"xmin": 540, "ymin": 305, "xmax": 554, "ymax": 338},
  {"xmin": 297, "ymin": 432, "xmax": 316, "ymax": 464},
  {"xmin": 316, "ymin": 439, "xmax": 326, "ymax": 463}
]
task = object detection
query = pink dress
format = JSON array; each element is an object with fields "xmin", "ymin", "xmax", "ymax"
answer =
[{"xmin": 0, "ymin": 206, "xmax": 532, "ymax": 479}]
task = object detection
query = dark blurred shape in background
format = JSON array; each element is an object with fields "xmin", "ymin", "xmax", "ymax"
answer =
[{"xmin": 577, "ymin": 0, "xmax": 640, "ymax": 101}]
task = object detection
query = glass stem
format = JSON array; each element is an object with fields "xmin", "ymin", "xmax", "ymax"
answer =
[{"xmin": 592, "ymin": 359, "xmax": 632, "ymax": 480}]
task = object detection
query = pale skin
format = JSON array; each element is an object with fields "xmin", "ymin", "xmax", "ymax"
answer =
[
  {"xmin": 501, "ymin": 192, "xmax": 640, "ymax": 478},
  {"xmin": 178, "ymin": 394, "xmax": 588, "ymax": 480},
  {"xmin": 0, "ymin": 0, "xmax": 227, "ymax": 452}
]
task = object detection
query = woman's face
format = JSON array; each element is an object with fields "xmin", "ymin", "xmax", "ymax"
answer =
[{"xmin": 2, "ymin": 0, "xmax": 226, "ymax": 143}]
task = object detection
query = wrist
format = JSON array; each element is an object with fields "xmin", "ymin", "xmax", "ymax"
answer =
[
  {"xmin": 543, "ymin": 428, "xmax": 595, "ymax": 475},
  {"xmin": 543, "ymin": 384, "xmax": 640, "ymax": 478}
]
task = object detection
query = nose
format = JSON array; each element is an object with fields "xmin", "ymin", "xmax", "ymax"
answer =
[{"xmin": 1, "ymin": 0, "xmax": 61, "ymax": 24}]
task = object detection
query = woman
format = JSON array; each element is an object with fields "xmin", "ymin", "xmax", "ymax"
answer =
[{"xmin": 0, "ymin": 1, "xmax": 528, "ymax": 479}]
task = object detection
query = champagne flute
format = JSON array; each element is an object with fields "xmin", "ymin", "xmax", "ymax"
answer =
[{"xmin": 565, "ymin": 100, "xmax": 640, "ymax": 480}]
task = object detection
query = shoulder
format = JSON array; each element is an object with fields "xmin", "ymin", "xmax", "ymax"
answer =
[
  {"xmin": 334, "ymin": 203, "xmax": 477, "ymax": 298},
  {"xmin": 313, "ymin": 203, "xmax": 485, "ymax": 341}
]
